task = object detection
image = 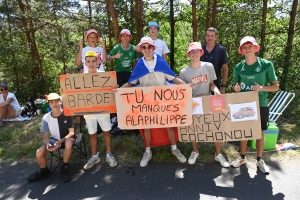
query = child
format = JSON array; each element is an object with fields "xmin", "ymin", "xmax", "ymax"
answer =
[
  {"xmin": 108, "ymin": 29, "xmax": 138, "ymax": 87},
  {"xmin": 121, "ymin": 36, "xmax": 187, "ymax": 167},
  {"xmin": 179, "ymin": 42, "xmax": 230, "ymax": 167},
  {"xmin": 231, "ymin": 36, "xmax": 279, "ymax": 174},
  {"xmin": 75, "ymin": 29, "xmax": 107, "ymax": 73},
  {"xmin": 79, "ymin": 51, "xmax": 117, "ymax": 170}
]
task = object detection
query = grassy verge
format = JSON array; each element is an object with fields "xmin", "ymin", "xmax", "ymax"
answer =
[{"xmin": 0, "ymin": 107, "xmax": 299, "ymax": 163}]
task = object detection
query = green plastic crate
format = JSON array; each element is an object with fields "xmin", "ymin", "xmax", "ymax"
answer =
[{"xmin": 248, "ymin": 122, "xmax": 279, "ymax": 150}]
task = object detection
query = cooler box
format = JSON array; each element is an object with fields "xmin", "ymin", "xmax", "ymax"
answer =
[
  {"xmin": 248, "ymin": 122, "xmax": 279, "ymax": 150},
  {"xmin": 139, "ymin": 128, "xmax": 179, "ymax": 147},
  {"xmin": 35, "ymin": 100, "xmax": 49, "ymax": 113}
]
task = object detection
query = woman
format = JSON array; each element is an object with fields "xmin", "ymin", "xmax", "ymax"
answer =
[{"xmin": 0, "ymin": 82, "xmax": 21, "ymax": 126}]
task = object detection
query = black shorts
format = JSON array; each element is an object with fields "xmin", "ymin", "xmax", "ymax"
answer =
[
  {"xmin": 116, "ymin": 71, "xmax": 131, "ymax": 87},
  {"xmin": 260, "ymin": 107, "xmax": 269, "ymax": 130}
]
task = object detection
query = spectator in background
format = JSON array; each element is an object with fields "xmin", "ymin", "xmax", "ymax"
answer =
[{"xmin": 0, "ymin": 82, "xmax": 21, "ymax": 126}]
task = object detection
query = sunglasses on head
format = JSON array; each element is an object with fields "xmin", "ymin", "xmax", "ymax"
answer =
[{"xmin": 141, "ymin": 45, "xmax": 153, "ymax": 50}]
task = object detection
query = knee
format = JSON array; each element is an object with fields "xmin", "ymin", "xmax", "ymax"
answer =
[
  {"xmin": 36, "ymin": 146, "xmax": 47, "ymax": 158},
  {"xmin": 64, "ymin": 139, "xmax": 74, "ymax": 150}
]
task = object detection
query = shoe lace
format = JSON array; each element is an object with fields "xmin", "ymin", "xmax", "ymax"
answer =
[
  {"xmin": 190, "ymin": 152, "xmax": 197, "ymax": 159},
  {"xmin": 107, "ymin": 155, "xmax": 116, "ymax": 163},
  {"xmin": 173, "ymin": 149, "xmax": 183, "ymax": 158},
  {"xmin": 142, "ymin": 152, "xmax": 149, "ymax": 160},
  {"xmin": 218, "ymin": 155, "xmax": 226, "ymax": 163}
]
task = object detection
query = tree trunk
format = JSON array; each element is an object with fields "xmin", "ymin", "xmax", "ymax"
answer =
[
  {"xmin": 106, "ymin": 3, "xmax": 113, "ymax": 70},
  {"xmin": 192, "ymin": 0, "xmax": 197, "ymax": 41},
  {"xmin": 280, "ymin": 0, "xmax": 298, "ymax": 90},
  {"xmin": 135, "ymin": 0, "xmax": 144, "ymax": 42},
  {"xmin": 259, "ymin": 0, "xmax": 268, "ymax": 58},
  {"xmin": 205, "ymin": 0, "xmax": 211, "ymax": 29},
  {"xmin": 106, "ymin": 0, "xmax": 120, "ymax": 43},
  {"xmin": 211, "ymin": 0, "xmax": 217, "ymax": 28}
]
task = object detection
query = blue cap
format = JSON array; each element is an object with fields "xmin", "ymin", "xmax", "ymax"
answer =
[{"xmin": 147, "ymin": 22, "xmax": 159, "ymax": 31}]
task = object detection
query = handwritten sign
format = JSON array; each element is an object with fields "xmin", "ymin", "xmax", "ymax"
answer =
[
  {"xmin": 60, "ymin": 72, "xmax": 117, "ymax": 116},
  {"xmin": 116, "ymin": 85, "xmax": 193, "ymax": 129},
  {"xmin": 178, "ymin": 92, "xmax": 262, "ymax": 142}
]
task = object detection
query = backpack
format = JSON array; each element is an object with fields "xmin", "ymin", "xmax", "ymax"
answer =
[{"xmin": 20, "ymin": 97, "xmax": 37, "ymax": 117}]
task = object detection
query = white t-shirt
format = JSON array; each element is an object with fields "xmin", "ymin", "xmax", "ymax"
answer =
[
  {"xmin": 83, "ymin": 70, "xmax": 110, "ymax": 119},
  {"xmin": 0, "ymin": 92, "xmax": 21, "ymax": 111},
  {"xmin": 81, "ymin": 46, "xmax": 105, "ymax": 72},
  {"xmin": 153, "ymin": 39, "xmax": 170, "ymax": 56}
]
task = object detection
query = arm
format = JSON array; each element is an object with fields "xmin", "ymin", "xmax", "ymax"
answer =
[
  {"xmin": 210, "ymin": 81, "xmax": 221, "ymax": 94},
  {"xmin": 75, "ymin": 41, "xmax": 83, "ymax": 66},
  {"xmin": 0, "ymin": 98, "xmax": 13, "ymax": 107},
  {"xmin": 162, "ymin": 54, "xmax": 168, "ymax": 62},
  {"xmin": 55, "ymin": 127, "xmax": 75, "ymax": 146},
  {"xmin": 121, "ymin": 82, "xmax": 134, "ymax": 88},
  {"xmin": 220, "ymin": 63, "xmax": 229, "ymax": 94},
  {"xmin": 253, "ymin": 81, "xmax": 279, "ymax": 92},
  {"xmin": 100, "ymin": 41, "xmax": 107, "ymax": 64},
  {"xmin": 171, "ymin": 77, "xmax": 186, "ymax": 85}
]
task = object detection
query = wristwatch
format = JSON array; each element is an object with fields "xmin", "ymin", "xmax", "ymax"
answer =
[{"xmin": 220, "ymin": 84, "xmax": 227, "ymax": 88}]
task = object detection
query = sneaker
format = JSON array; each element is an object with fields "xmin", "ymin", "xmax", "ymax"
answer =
[
  {"xmin": 188, "ymin": 151, "xmax": 199, "ymax": 165},
  {"xmin": 83, "ymin": 156, "xmax": 100, "ymax": 170},
  {"xmin": 27, "ymin": 168, "xmax": 50, "ymax": 182},
  {"xmin": 172, "ymin": 149, "xmax": 187, "ymax": 163},
  {"xmin": 140, "ymin": 151, "xmax": 152, "ymax": 167},
  {"xmin": 61, "ymin": 165, "xmax": 71, "ymax": 183},
  {"xmin": 231, "ymin": 157, "xmax": 247, "ymax": 168},
  {"xmin": 106, "ymin": 154, "xmax": 118, "ymax": 168},
  {"xmin": 257, "ymin": 159, "xmax": 270, "ymax": 175},
  {"xmin": 215, "ymin": 154, "xmax": 230, "ymax": 168}
]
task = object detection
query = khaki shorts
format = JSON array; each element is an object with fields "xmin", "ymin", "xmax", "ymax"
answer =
[{"xmin": 85, "ymin": 116, "xmax": 111, "ymax": 134}]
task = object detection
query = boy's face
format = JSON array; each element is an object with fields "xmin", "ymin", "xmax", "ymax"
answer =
[
  {"xmin": 205, "ymin": 31, "xmax": 218, "ymax": 45},
  {"xmin": 120, "ymin": 34, "xmax": 131, "ymax": 43},
  {"xmin": 241, "ymin": 42, "xmax": 256, "ymax": 56},
  {"xmin": 140, "ymin": 43, "xmax": 154, "ymax": 58},
  {"xmin": 87, "ymin": 33, "xmax": 98, "ymax": 44},
  {"xmin": 85, "ymin": 56, "xmax": 98, "ymax": 72},
  {"xmin": 149, "ymin": 27, "xmax": 158, "ymax": 37},
  {"xmin": 49, "ymin": 99, "xmax": 60, "ymax": 110},
  {"xmin": 188, "ymin": 49, "xmax": 202, "ymax": 61}
]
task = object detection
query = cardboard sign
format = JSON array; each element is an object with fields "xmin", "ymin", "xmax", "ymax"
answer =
[
  {"xmin": 116, "ymin": 84, "xmax": 193, "ymax": 129},
  {"xmin": 178, "ymin": 91, "xmax": 262, "ymax": 142},
  {"xmin": 60, "ymin": 72, "xmax": 117, "ymax": 116}
]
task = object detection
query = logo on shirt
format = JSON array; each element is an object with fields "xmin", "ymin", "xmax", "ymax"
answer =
[
  {"xmin": 247, "ymin": 76, "xmax": 255, "ymax": 79},
  {"xmin": 129, "ymin": 52, "xmax": 133, "ymax": 56},
  {"xmin": 255, "ymin": 66, "xmax": 261, "ymax": 72},
  {"xmin": 191, "ymin": 75, "xmax": 208, "ymax": 84},
  {"xmin": 64, "ymin": 120, "xmax": 67, "ymax": 123}
]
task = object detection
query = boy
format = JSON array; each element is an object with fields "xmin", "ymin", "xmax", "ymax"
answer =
[
  {"xmin": 108, "ymin": 29, "xmax": 138, "ymax": 87},
  {"xmin": 70, "ymin": 51, "xmax": 117, "ymax": 170},
  {"xmin": 27, "ymin": 93, "xmax": 75, "ymax": 183},
  {"xmin": 75, "ymin": 29, "xmax": 107, "ymax": 73},
  {"xmin": 179, "ymin": 42, "xmax": 230, "ymax": 167},
  {"xmin": 231, "ymin": 36, "xmax": 279, "ymax": 174},
  {"xmin": 120, "ymin": 36, "xmax": 187, "ymax": 167}
]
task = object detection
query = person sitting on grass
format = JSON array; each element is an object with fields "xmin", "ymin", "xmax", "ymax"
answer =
[
  {"xmin": 0, "ymin": 82, "xmax": 21, "ymax": 126},
  {"xmin": 119, "ymin": 36, "xmax": 187, "ymax": 167},
  {"xmin": 27, "ymin": 93, "xmax": 75, "ymax": 183}
]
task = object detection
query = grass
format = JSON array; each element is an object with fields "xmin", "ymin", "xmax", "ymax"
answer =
[{"xmin": 0, "ymin": 102, "xmax": 300, "ymax": 163}]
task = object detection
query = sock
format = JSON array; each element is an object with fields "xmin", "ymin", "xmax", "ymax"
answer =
[
  {"xmin": 171, "ymin": 145, "xmax": 177, "ymax": 151},
  {"xmin": 63, "ymin": 162, "xmax": 68, "ymax": 166},
  {"xmin": 240, "ymin": 154, "xmax": 246, "ymax": 159},
  {"xmin": 40, "ymin": 167, "xmax": 48, "ymax": 172},
  {"xmin": 92, "ymin": 154, "xmax": 98, "ymax": 158},
  {"xmin": 145, "ymin": 147, "xmax": 151, "ymax": 154},
  {"xmin": 257, "ymin": 156, "xmax": 262, "ymax": 161},
  {"xmin": 106, "ymin": 153, "xmax": 112, "ymax": 157}
]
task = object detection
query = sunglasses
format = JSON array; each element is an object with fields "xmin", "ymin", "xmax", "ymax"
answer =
[
  {"xmin": 0, "ymin": 89, "xmax": 4, "ymax": 92},
  {"xmin": 141, "ymin": 45, "xmax": 153, "ymax": 50},
  {"xmin": 190, "ymin": 49, "xmax": 201, "ymax": 54}
]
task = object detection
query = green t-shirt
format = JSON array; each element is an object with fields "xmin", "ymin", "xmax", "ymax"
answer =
[
  {"xmin": 233, "ymin": 57, "xmax": 277, "ymax": 106},
  {"xmin": 109, "ymin": 44, "xmax": 138, "ymax": 72}
]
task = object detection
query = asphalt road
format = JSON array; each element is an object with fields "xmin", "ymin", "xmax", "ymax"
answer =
[{"xmin": 0, "ymin": 159, "xmax": 299, "ymax": 200}]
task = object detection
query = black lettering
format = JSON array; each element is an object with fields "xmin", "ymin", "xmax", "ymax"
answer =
[
  {"xmin": 150, "ymin": 115, "xmax": 155, "ymax": 124},
  {"xmin": 160, "ymin": 115, "xmax": 165, "ymax": 125},
  {"xmin": 92, "ymin": 75, "xmax": 100, "ymax": 87},
  {"xmin": 77, "ymin": 94, "xmax": 86, "ymax": 106},
  {"xmin": 96, "ymin": 94, "xmax": 103, "ymax": 103},
  {"xmin": 234, "ymin": 130, "xmax": 243, "ymax": 139},
  {"xmin": 215, "ymin": 132, "xmax": 223, "ymax": 141},
  {"xmin": 154, "ymin": 89, "xmax": 163, "ymax": 100},
  {"xmin": 135, "ymin": 90, "xmax": 144, "ymax": 103},
  {"xmin": 197, "ymin": 133, "xmax": 205, "ymax": 141},
  {"xmin": 206, "ymin": 123, "xmax": 213, "ymax": 131},
  {"xmin": 101, "ymin": 76, "xmax": 111, "ymax": 87},
  {"xmin": 73, "ymin": 76, "xmax": 81, "ymax": 89},
  {"xmin": 153, "ymin": 105, "xmax": 160, "ymax": 112},
  {"xmin": 178, "ymin": 89, "xmax": 185, "ymax": 100},
  {"xmin": 163, "ymin": 89, "xmax": 172, "ymax": 100},
  {"xmin": 193, "ymin": 115, "xmax": 202, "ymax": 123},
  {"xmin": 83, "ymin": 76, "xmax": 91, "ymax": 88},
  {"xmin": 214, "ymin": 122, "xmax": 221, "ymax": 130},
  {"xmin": 224, "ymin": 131, "xmax": 233, "ymax": 140},
  {"xmin": 147, "ymin": 105, "xmax": 153, "ymax": 112},
  {"xmin": 169, "ymin": 115, "xmax": 176, "ymax": 124},
  {"xmin": 67, "ymin": 95, "xmax": 76, "ymax": 108},
  {"xmin": 189, "ymin": 134, "xmax": 196, "ymax": 142},
  {"xmin": 64, "ymin": 78, "xmax": 72, "ymax": 90},
  {"xmin": 179, "ymin": 126, "xmax": 188, "ymax": 134},
  {"xmin": 86, "ymin": 94, "xmax": 94, "ymax": 105},
  {"xmin": 195, "ymin": 124, "xmax": 204, "ymax": 132},
  {"xmin": 173, "ymin": 104, "xmax": 179, "ymax": 112},
  {"xmin": 213, "ymin": 113, "xmax": 221, "ymax": 122},
  {"xmin": 244, "ymin": 129, "xmax": 253, "ymax": 138},
  {"xmin": 126, "ymin": 115, "xmax": 132, "ymax": 126},
  {"xmin": 204, "ymin": 114, "xmax": 211, "ymax": 123},
  {"xmin": 180, "ymin": 115, "xmax": 187, "ymax": 124},
  {"xmin": 206, "ymin": 132, "xmax": 214, "ymax": 141},
  {"xmin": 121, "ymin": 93, "xmax": 134, "ymax": 103},
  {"xmin": 180, "ymin": 134, "xmax": 188, "ymax": 142},
  {"xmin": 145, "ymin": 116, "xmax": 149, "ymax": 125},
  {"xmin": 137, "ymin": 115, "xmax": 144, "ymax": 125},
  {"xmin": 222, "ymin": 112, "xmax": 231, "ymax": 121},
  {"xmin": 141, "ymin": 104, "xmax": 148, "ymax": 112},
  {"xmin": 131, "ymin": 105, "xmax": 141, "ymax": 113}
]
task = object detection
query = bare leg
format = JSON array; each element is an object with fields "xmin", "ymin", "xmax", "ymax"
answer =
[
  {"xmin": 6, "ymin": 105, "xmax": 17, "ymax": 118},
  {"xmin": 0, "ymin": 106, "xmax": 7, "ymax": 121},
  {"xmin": 63, "ymin": 139, "xmax": 74, "ymax": 163},
  {"xmin": 191, "ymin": 142, "xmax": 198, "ymax": 152},
  {"xmin": 256, "ymin": 130, "xmax": 264, "ymax": 157},
  {"xmin": 36, "ymin": 145, "xmax": 48, "ymax": 168},
  {"xmin": 240, "ymin": 140, "xmax": 248, "ymax": 155},
  {"xmin": 103, "ymin": 131, "xmax": 112, "ymax": 154},
  {"xmin": 167, "ymin": 127, "xmax": 176, "ymax": 145},
  {"xmin": 89, "ymin": 133, "xmax": 97, "ymax": 155},
  {"xmin": 144, "ymin": 129, "xmax": 151, "ymax": 148},
  {"xmin": 214, "ymin": 142, "xmax": 222, "ymax": 155}
]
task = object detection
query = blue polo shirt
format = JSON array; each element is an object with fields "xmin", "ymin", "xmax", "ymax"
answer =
[{"xmin": 201, "ymin": 43, "xmax": 228, "ymax": 88}]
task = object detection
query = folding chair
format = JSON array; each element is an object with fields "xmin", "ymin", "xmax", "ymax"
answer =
[{"xmin": 268, "ymin": 91, "xmax": 295, "ymax": 124}]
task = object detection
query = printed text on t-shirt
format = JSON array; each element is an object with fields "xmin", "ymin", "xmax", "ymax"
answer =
[{"xmin": 191, "ymin": 75, "xmax": 208, "ymax": 84}]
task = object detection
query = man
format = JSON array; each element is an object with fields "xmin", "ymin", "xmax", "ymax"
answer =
[
  {"xmin": 231, "ymin": 36, "xmax": 279, "ymax": 174},
  {"xmin": 27, "ymin": 93, "xmax": 75, "ymax": 183},
  {"xmin": 108, "ymin": 29, "xmax": 138, "ymax": 87},
  {"xmin": 0, "ymin": 82, "xmax": 21, "ymax": 126},
  {"xmin": 200, "ymin": 27, "xmax": 230, "ymax": 167},
  {"xmin": 201, "ymin": 27, "xmax": 228, "ymax": 94}
]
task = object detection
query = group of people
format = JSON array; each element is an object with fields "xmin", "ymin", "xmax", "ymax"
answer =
[{"xmin": 26, "ymin": 22, "xmax": 278, "ymax": 183}]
